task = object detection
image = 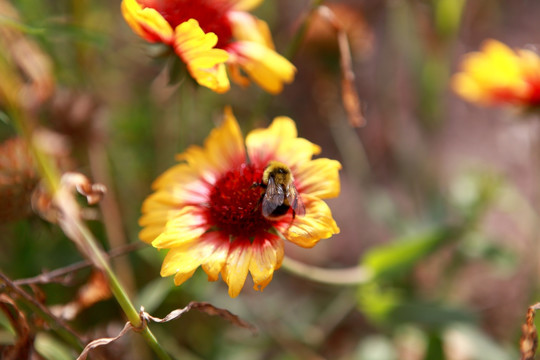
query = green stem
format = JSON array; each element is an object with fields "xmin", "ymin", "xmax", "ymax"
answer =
[
  {"xmin": 272, "ymin": 229, "xmax": 373, "ymax": 286},
  {"xmin": 1, "ymin": 56, "xmax": 171, "ymax": 360},
  {"xmin": 281, "ymin": 256, "xmax": 373, "ymax": 286},
  {"xmin": 75, "ymin": 223, "xmax": 171, "ymax": 360}
]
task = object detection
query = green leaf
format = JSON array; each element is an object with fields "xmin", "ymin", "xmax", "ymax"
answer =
[
  {"xmin": 357, "ymin": 283, "xmax": 402, "ymax": 324},
  {"xmin": 358, "ymin": 283, "xmax": 475, "ymax": 328},
  {"xmin": 423, "ymin": 332, "xmax": 445, "ymax": 360},
  {"xmin": 360, "ymin": 227, "xmax": 459, "ymax": 280},
  {"xmin": 389, "ymin": 301, "xmax": 475, "ymax": 329}
]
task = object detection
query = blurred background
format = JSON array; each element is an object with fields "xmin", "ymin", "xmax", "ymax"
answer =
[{"xmin": 1, "ymin": 0, "xmax": 540, "ymax": 359}]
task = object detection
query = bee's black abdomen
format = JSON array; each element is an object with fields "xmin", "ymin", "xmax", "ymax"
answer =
[{"xmin": 267, "ymin": 204, "xmax": 290, "ymax": 218}]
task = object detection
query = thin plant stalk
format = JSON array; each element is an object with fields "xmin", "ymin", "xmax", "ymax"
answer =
[
  {"xmin": 272, "ymin": 229, "xmax": 373, "ymax": 286},
  {"xmin": 285, "ymin": 0, "xmax": 325, "ymax": 60},
  {"xmin": 0, "ymin": 54, "xmax": 172, "ymax": 360},
  {"xmin": 251, "ymin": 0, "xmax": 324, "ymax": 122}
]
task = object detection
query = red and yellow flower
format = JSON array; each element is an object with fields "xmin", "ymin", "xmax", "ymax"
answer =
[
  {"xmin": 121, "ymin": 0, "xmax": 296, "ymax": 94},
  {"xmin": 139, "ymin": 108, "xmax": 341, "ymax": 297},
  {"xmin": 452, "ymin": 39, "xmax": 540, "ymax": 107}
]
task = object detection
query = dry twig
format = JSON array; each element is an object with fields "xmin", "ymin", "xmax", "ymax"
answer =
[{"xmin": 317, "ymin": 5, "xmax": 365, "ymax": 128}]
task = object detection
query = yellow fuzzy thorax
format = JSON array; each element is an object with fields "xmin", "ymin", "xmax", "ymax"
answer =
[{"xmin": 262, "ymin": 161, "xmax": 293, "ymax": 186}]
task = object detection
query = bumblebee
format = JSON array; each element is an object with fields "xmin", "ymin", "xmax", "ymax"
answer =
[{"xmin": 255, "ymin": 161, "xmax": 305, "ymax": 219}]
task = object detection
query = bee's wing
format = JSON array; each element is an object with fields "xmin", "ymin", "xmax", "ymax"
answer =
[
  {"xmin": 288, "ymin": 183, "xmax": 305, "ymax": 217},
  {"xmin": 262, "ymin": 177, "xmax": 284, "ymax": 217}
]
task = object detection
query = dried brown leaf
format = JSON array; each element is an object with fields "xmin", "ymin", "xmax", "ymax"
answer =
[
  {"xmin": 77, "ymin": 301, "xmax": 257, "ymax": 360},
  {"xmin": 520, "ymin": 302, "xmax": 540, "ymax": 360},
  {"xmin": 317, "ymin": 6, "xmax": 366, "ymax": 128},
  {"xmin": 52, "ymin": 271, "xmax": 111, "ymax": 321},
  {"xmin": 61, "ymin": 172, "xmax": 107, "ymax": 205},
  {"xmin": 144, "ymin": 301, "xmax": 258, "ymax": 334},
  {"xmin": 32, "ymin": 172, "xmax": 107, "ymax": 224}
]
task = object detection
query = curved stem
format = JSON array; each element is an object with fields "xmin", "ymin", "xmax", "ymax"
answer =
[{"xmin": 281, "ymin": 256, "xmax": 373, "ymax": 286}]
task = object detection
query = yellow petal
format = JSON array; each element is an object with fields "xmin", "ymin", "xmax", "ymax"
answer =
[
  {"xmin": 295, "ymin": 158, "xmax": 342, "ymax": 199},
  {"xmin": 174, "ymin": 19, "xmax": 231, "ymax": 93},
  {"xmin": 139, "ymin": 225, "xmax": 166, "ymax": 244},
  {"xmin": 451, "ymin": 73, "xmax": 485, "ymax": 104},
  {"xmin": 285, "ymin": 196, "xmax": 339, "ymax": 248},
  {"xmin": 139, "ymin": 193, "xmax": 189, "ymax": 243},
  {"xmin": 480, "ymin": 40, "xmax": 522, "ymax": 85},
  {"xmin": 160, "ymin": 233, "xmax": 229, "ymax": 279},
  {"xmin": 138, "ymin": 203, "xmax": 186, "ymax": 244},
  {"xmin": 227, "ymin": 0, "xmax": 264, "ymax": 11},
  {"xmin": 229, "ymin": 41, "xmax": 296, "ymax": 94},
  {"xmin": 274, "ymin": 237, "xmax": 285, "ymax": 269},
  {"xmin": 150, "ymin": 206, "xmax": 209, "ymax": 249},
  {"xmin": 174, "ymin": 269, "xmax": 197, "ymax": 286},
  {"xmin": 140, "ymin": 191, "xmax": 178, "ymax": 215},
  {"xmin": 249, "ymin": 235, "xmax": 283, "ymax": 291},
  {"xmin": 227, "ymin": 62, "xmax": 251, "ymax": 88},
  {"xmin": 246, "ymin": 116, "xmax": 320, "ymax": 169},
  {"xmin": 452, "ymin": 39, "xmax": 530, "ymax": 105},
  {"xmin": 278, "ymin": 137, "xmax": 322, "ymax": 172},
  {"xmin": 221, "ymin": 239, "xmax": 252, "ymax": 298},
  {"xmin": 227, "ymin": 12, "xmax": 274, "ymax": 49},
  {"xmin": 148, "ymin": 177, "xmax": 210, "ymax": 207},
  {"xmin": 176, "ymin": 145, "xmax": 219, "ymax": 184},
  {"xmin": 174, "ymin": 107, "xmax": 245, "ymax": 182},
  {"xmin": 246, "ymin": 116, "xmax": 296, "ymax": 165},
  {"xmin": 189, "ymin": 63, "xmax": 230, "ymax": 94},
  {"xmin": 518, "ymin": 49, "xmax": 540, "ymax": 77},
  {"xmin": 121, "ymin": 0, "xmax": 173, "ymax": 43},
  {"xmin": 139, "ymin": 206, "xmax": 181, "ymax": 225},
  {"xmin": 152, "ymin": 163, "xmax": 199, "ymax": 189},
  {"xmin": 200, "ymin": 232, "xmax": 231, "ymax": 281},
  {"xmin": 161, "ymin": 246, "xmax": 203, "ymax": 278},
  {"xmin": 204, "ymin": 107, "xmax": 246, "ymax": 173}
]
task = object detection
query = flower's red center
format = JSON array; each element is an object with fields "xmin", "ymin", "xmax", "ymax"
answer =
[
  {"xmin": 207, "ymin": 163, "xmax": 274, "ymax": 238},
  {"xmin": 525, "ymin": 77, "xmax": 540, "ymax": 106},
  {"xmin": 139, "ymin": 0, "xmax": 233, "ymax": 48}
]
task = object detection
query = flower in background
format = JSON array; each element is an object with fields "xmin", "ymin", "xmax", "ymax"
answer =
[
  {"xmin": 452, "ymin": 39, "xmax": 540, "ymax": 107},
  {"xmin": 140, "ymin": 108, "xmax": 340, "ymax": 297},
  {"xmin": 121, "ymin": 0, "xmax": 296, "ymax": 94}
]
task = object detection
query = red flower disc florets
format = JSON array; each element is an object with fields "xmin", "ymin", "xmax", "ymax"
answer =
[
  {"xmin": 139, "ymin": 0, "xmax": 233, "ymax": 48},
  {"xmin": 207, "ymin": 163, "xmax": 273, "ymax": 238}
]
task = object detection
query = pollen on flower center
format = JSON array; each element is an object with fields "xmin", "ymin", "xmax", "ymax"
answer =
[
  {"xmin": 138, "ymin": 0, "xmax": 233, "ymax": 48},
  {"xmin": 207, "ymin": 163, "xmax": 273, "ymax": 238}
]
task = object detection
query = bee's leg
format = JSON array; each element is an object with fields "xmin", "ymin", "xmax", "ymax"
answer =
[
  {"xmin": 251, "ymin": 194, "xmax": 264, "ymax": 214},
  {"xmin": 251, "ymin": 182, "xmax": 265, "ymax": 214}
]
